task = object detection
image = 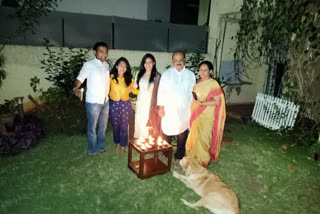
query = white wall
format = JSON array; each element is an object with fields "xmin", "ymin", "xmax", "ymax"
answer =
[
  {"xmin": 207, "ymin": 0, "xmax": 267, "ymax": 104},
  {"xmin": 147, "ymin": 0, "xmax": 170, "ymax": 22},
  {"xmin": 0, "ymin": 45, "xmax": 178, "ymax": 110},
  {"xmin": 0, "ymin": 0, "xmax": 268, "ymax": 107},
  {"xmin": 198, "ymin": 0, "xmax": 210, "ymax": 25},
  {"xmin": 55, "ymin": 0, "xmax": 148, "ymax": 20},
  {"xmin": 0, "ymin": 42, "xmax": 265, "ymax": 109}
]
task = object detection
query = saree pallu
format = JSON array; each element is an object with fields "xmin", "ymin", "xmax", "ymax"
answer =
[
  {"xmin": 146, "ymin": 73, "xmax": 162, "ymax": 138},
  {"xmin": 185, "ymin": 79, "xmax": 226, "ymax": 166}
]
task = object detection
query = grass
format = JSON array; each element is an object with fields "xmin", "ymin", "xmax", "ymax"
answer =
[{"xmin": 1, "ymin": 119, "xmax": 320, "ymax": 214}]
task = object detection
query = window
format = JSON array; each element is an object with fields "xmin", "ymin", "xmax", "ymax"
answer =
[
  {"xmin": 170, "ymin": 0, "xmax": 199, "ymax": 25},
  {"xmin": 1, "ymin": 0, "xmax": 19, "ymax": 7}
]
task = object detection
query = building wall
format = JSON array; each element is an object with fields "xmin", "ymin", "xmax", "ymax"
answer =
[
  {"xmin": 207, "ymin": 0, "xmax": 267, "ymax": 104},
  {"xmin": 56, "ymin": 0, "xmax": 150, "ymax": 21},
  {"xmin": 0, "ymin": 0, "xmax": 267, "ymax": 107},
  {"xmin": 198, "ymin": 0, "xmax": 210, "ymax": 26},
  {"xmin": 147, "ymin": 0, "xmax": 171, "ymax": 22},
  {"xmin": 0, "ymin": 45, "xmax": 176, "ymax": 109},
  {"xmin": 0, "ymin": 42, "xmax": 265, "ymax": 108}
]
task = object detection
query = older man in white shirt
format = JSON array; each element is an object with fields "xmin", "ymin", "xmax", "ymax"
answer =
[
  {"xmin": 157, "ymin": 51, "xmax": 196, "ymax": 163},
  {"xmin": 73, "ymin": 42, "xmax": 110, "ymax": 155}
]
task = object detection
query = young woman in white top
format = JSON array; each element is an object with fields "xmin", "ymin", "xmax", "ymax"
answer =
[{"xmin": 134, "ymin": 53, "xmax": 161, "ymax": 139}]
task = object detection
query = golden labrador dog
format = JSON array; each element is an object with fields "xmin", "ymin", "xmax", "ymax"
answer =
[{"xmin": 173, "ymin": 157, "xmax": 240, "ymax": 214}]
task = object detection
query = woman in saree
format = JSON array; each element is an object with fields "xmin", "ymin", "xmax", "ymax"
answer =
[{"xmin": 185, "ymin": 61, "xmax": 226, "ymax": 168}]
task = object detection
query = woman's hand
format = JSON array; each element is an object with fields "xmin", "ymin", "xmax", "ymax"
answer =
[
  {"xmin": 158, "ymin": 106, "xmax": 165, "ymax": 117},
  {"xmin": 199, "ymin": 96, "xmax": 221, "ymax": 106},
  {"xmin": 194, "ymin": 99, "xmax": 202, "ymax": 105},
  {"xmin": 130, "ymin": 81, "xmax": 138, "ymax": 93}
]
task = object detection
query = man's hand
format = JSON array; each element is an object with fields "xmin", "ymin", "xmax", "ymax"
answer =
[
  {"xmin": 73, "ymin": 80, "xmax": 83, "ymax": 100},
  {"xmin": 73, "ymin": 87, "xmax": 82, "ymax": 99},
  {"xmin": 158, "ymin": 106, "xmax": 165, "ymax": 117}
]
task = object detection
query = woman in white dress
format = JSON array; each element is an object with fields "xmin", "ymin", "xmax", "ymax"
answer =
[{"xmin": 134, "ymin": 53, "xmax": 161, "ymax": 138}]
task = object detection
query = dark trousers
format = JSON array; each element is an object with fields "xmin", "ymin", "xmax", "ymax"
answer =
[
  {"xmin": 163, "ymin": 129, "xmax": 189, "ymax": 160},
  {"xmin": 109, "ymin": 99, "xmax": 131, "ymax": 147}
]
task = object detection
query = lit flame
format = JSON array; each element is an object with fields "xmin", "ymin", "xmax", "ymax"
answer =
[{"xmin": 140, "ymin": 145, "xmax": 146, "ymax": 150}]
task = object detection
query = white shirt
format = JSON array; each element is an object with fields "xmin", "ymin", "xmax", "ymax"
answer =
[
  {"xmin": 157, "ymin": 66, "xmax": 196, "ymax": 135},
  {"xmin": 76, "ymin": 58, "xmax": 110, "ymax": 104}
]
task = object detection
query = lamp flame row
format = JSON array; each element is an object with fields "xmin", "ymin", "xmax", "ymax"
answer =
[{"xmin": 136, "ymin": 136, "xmax": 168, "ymax": 150}]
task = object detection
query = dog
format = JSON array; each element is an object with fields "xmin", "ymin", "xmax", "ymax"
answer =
[{"xmin": 173, "ymin": 157, "xmax": 240, "ymax": 214}]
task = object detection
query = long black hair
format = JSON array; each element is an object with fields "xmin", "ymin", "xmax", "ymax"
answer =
[
  {"xmin": 110, "ymin": 57, "xmax": 133, "ymax": 87},
  {"xmin": 136, "ymin": 53, "xmax": 158, "ymax": 89}
]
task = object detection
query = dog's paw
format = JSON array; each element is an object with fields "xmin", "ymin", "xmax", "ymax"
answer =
[{"xmin": 173, "ymin": 171, "xmax": 179, "ymax": 178}]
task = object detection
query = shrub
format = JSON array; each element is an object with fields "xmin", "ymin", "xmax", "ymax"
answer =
[
  {"xmin": 0, "ymin": 99, "xmax": 18, "ymax": 115},
  {"xmin": 40, "ymin": 39, "xmax": 90, "ymax": 97},
  {"xmin": 0, "ymin": 114, "xmax": 44, "ymax": 155}
]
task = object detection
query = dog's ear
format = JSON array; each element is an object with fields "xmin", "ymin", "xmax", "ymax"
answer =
[
  {"xmin": 182, "ymin": 158, "xmax": 192, "ymax": 176},
  {"xmin": 188, "ymin": 158, "xmax": 204, "ymax": 174},
  {"xmin": 181, "ymin": 157, "xmax": 188, "ymax": 168},
  {"xmin": 190, "ymin": 161, "xmax": 198, "ymax": 174},
  {"xmin": 185, "ymin": 165, "xmax": 193, "ymax": 176},
  {"xmin": 183, "ymin": 157, "xmax": 199, "ymax": 175}
]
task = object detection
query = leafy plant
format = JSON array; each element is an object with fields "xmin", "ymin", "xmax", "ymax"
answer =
[
  {"xmin": 40, "ymin": 38, "xmax": 90, "ymax": 101},
  {"xmin": 30, "ymin": 76, "xmax": 41, "ymax": 93},
  {"xmin": 129, "ymin": 66, "xmax": 140, "ymax": 100},
  {"xmin": 0, "ymin": 99, "xmax": 18, "ymax": 115},
  {"xmin": 185, "ymin": 52, "xmax": 205, "ymax": 78},
  {"xmin": 1, "ymin": 1, "xmax": 60, "ymax": 89},
  {"xmin": 235, "ymin": 0, "xmax": 320, "ymax": 145},
  {"xmin": 40, "ymin": 87, "xmax": 67, "ymax": 104},
  {"xmin": 14, "ymin": 0, "xmax": 61, "ymax": 34},
  {"xmin": 36, "ymin": 96, "xmax": 87, "ymax": 135},
  {"xmin": 107, "ymin": 58, "xmax": 114, "ymax": 70}
]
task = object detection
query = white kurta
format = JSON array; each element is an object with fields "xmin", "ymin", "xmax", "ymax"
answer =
[
  {"xmin": 157, "ymin": 67, "xmax": 196, "ymax": 136},
  {"xmin": 134, "ymin": 75, "xmax": 154, "ymax": 138}
]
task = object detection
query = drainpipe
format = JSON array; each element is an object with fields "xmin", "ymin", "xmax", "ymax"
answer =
[{"xmin": 14, "ymin": 97, "xmax": 24, "ymax": 121}]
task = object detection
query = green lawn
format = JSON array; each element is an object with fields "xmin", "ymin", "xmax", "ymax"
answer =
[{"xmin": 1, "ymin": 120, "xmax": 320, "ymax": 214}]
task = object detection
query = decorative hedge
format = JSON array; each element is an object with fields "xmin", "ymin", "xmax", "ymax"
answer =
[{"xmin": 0, "ymin": 114, "xmax": 44, "ymax": 155}]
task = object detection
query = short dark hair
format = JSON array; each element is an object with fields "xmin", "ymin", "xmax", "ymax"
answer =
[
  {"xmin": 93, "ymin": 42, "xmax": 108, "ymax": 51},
  {"xmin": 172, "ymin": 51, "xmax": 185, "ymax": 59}
]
